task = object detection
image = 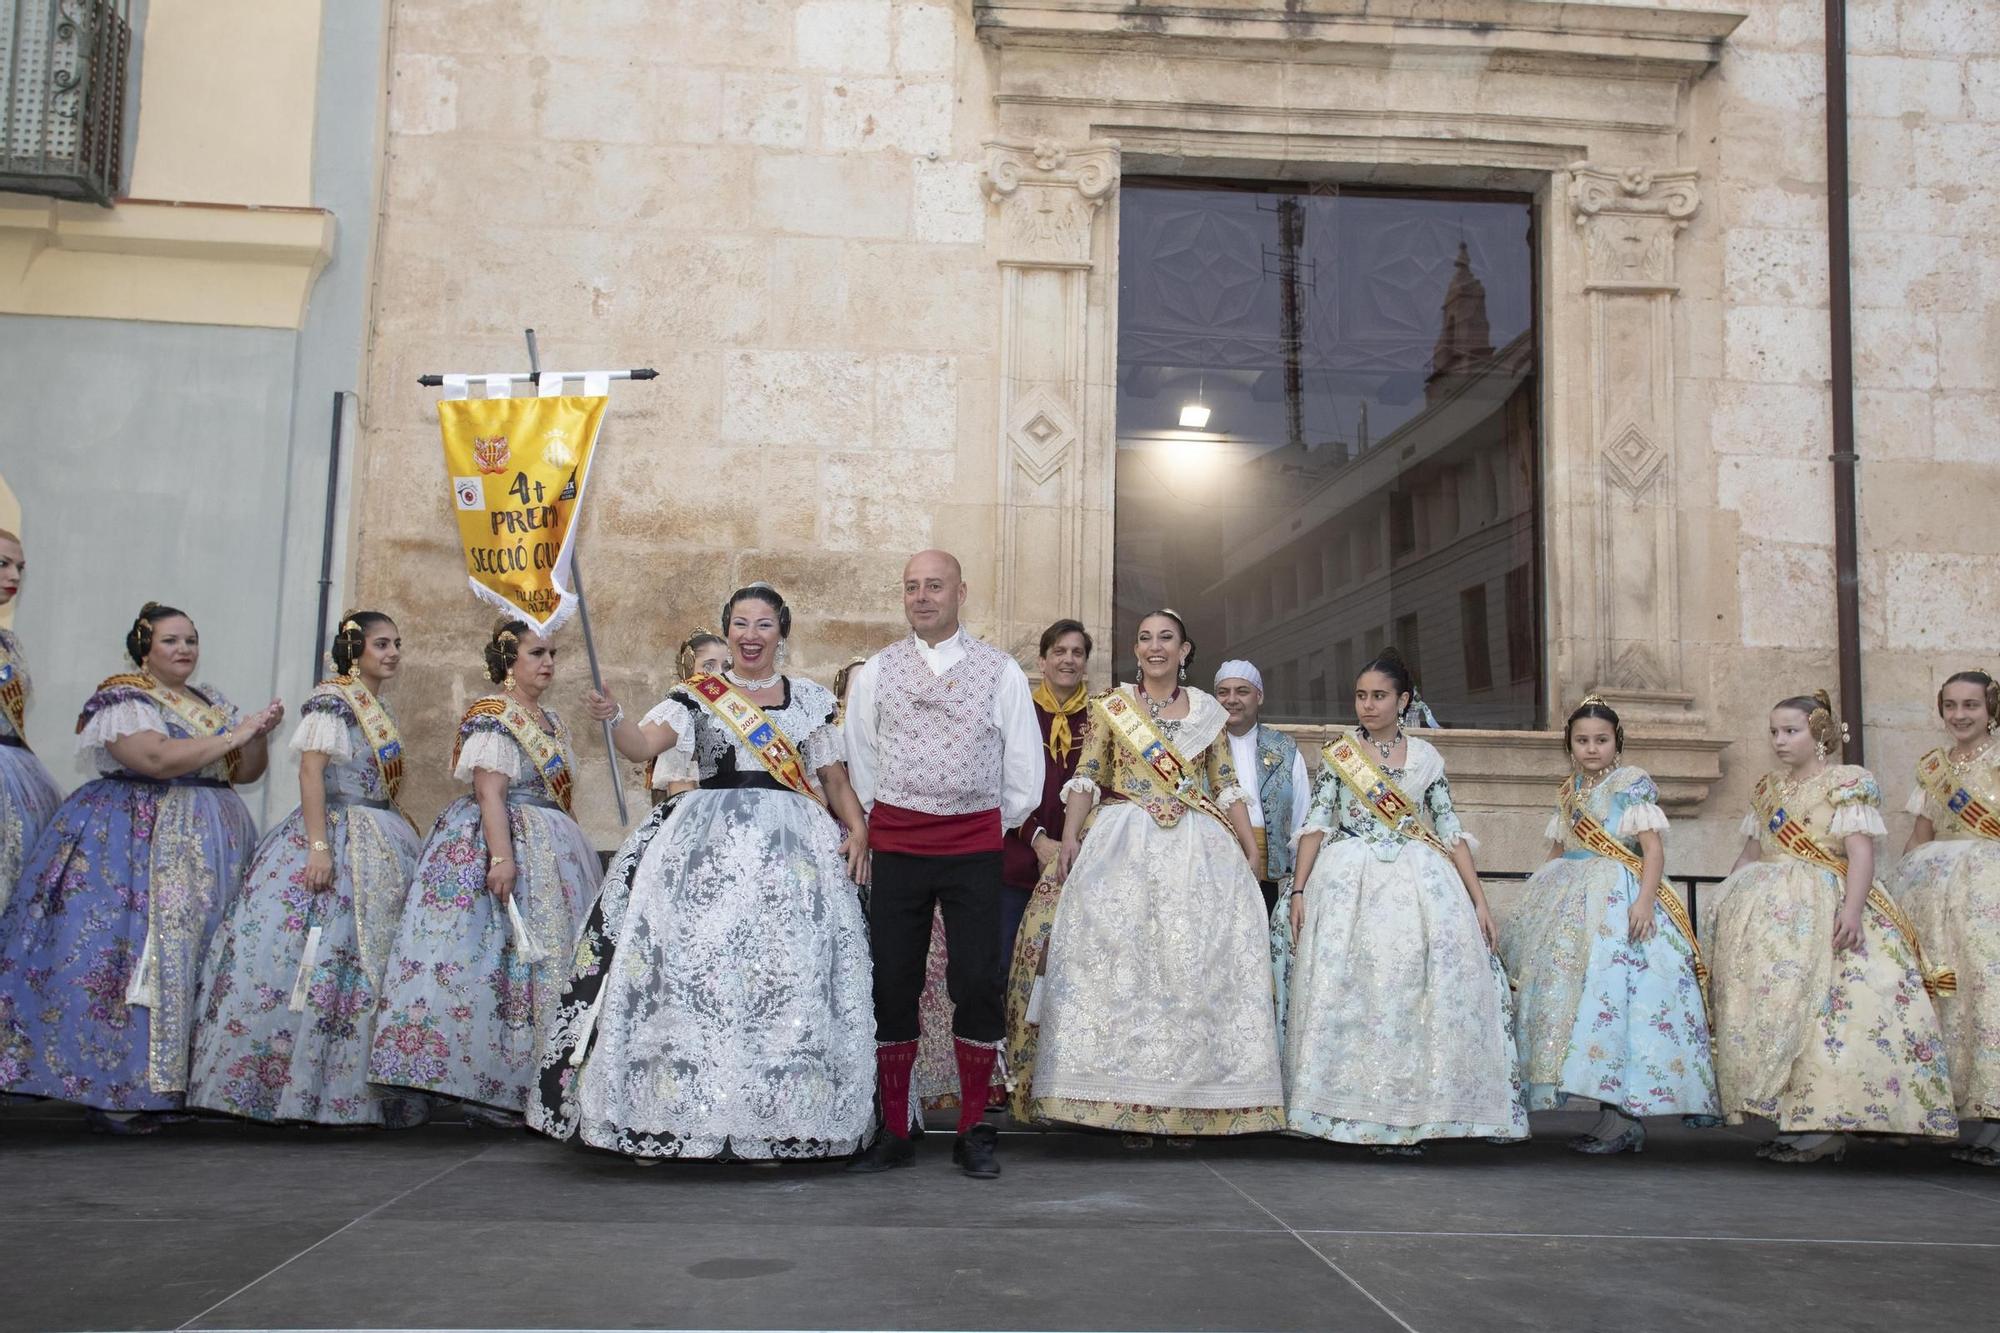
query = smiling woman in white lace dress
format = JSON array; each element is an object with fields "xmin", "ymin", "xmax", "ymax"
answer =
[
  {"xmin": 528, "ymin": 583, "xmax": 876, "ymax": 1161},
  {"xmin": 1029, "ymin": 610, "xmax": 1285, "ymax": 1138}
]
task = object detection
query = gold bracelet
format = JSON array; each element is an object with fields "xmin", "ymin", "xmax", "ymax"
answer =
[{"xmin": 490, "ymin": 855, "xmax": 513, "ymax": 866}]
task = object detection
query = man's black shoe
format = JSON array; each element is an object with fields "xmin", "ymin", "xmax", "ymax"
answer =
[
  {"xmin": 953, "ymin": 1123, "xmax": 1001, "ymax": 1179},
  {"xmin": 846, "ymin": 1132, "xmax": 917, "ymax": 1173}
]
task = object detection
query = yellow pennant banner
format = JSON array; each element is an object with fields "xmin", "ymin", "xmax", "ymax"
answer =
[{"xmin": 437, "ymin": 391, "xmax": 607, "ymax": 635}]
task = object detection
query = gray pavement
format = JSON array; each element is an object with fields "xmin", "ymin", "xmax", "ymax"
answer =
[{"xmin": 3, "ymin": 1102, "xmax": 1996, "ymax": 1333}]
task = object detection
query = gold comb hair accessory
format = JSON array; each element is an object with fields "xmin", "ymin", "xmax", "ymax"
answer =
[{"xmin": 1577, "ymin": 693, "xmax": 1608, "ymax": 710}]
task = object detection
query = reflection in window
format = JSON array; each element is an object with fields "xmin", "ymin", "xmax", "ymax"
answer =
[{"xmin": 1113, "ymin": 181, "xmax": 1543, "ymax": 728}]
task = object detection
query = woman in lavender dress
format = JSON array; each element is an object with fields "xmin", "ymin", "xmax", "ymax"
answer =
[
  {"xmin": 0, "ymin": 601, "xmax": 283, "ymax": 1132},
  {"xmin": 0, "ymin": 528, "xmax": 63, "ymax": 910},
  {"xmin": 188, "ymin": 612, "xmax": 427, "ymax": 1126},
  {"xmin": 367, "ymin": 619, "xmax": 597, "ymax": 1124}
]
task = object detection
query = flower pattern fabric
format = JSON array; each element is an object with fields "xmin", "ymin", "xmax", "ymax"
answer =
[
  {"xmin": 1701, "ymin": 766, "xmax": 1956, "ymax": 1137},
  {"xmin": 367, "ymin": 698, "xmax": 596, "ymax": 1112},
  {"xmin": 1029, "ymin": 686, "xmax": 1284, "ymax": 1134},
  {"xmin": 529, "ymin": 678, "xmax": 874, "ymax": 1159},
  {"xmin": 0, "ymin": 680, "xmax": 252, "ymax": 1109},
  {"xmin": 1498, "ymin": 766, "xmax": 1717, "ymax": 1117},
  {"xmin": 1275, "ymin": 733, "xmax": 1527, "ymax": 1144},
  {"xmin": 187, "ymin": 688, "xmax": 424, "ymax": 1125},
  {"xmin": 1890, "ymin": 750, "xmax": 2000, "ymax": 1119}
]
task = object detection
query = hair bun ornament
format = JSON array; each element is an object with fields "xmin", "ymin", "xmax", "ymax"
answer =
[{"xmin": 1577, "ymin": 692, "xmax": 1608, "ymax": 710}]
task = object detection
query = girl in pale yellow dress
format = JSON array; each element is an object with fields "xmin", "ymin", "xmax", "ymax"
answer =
[
  {"xmin": 1891, "ymin": 669, "xmax": 2000, "ymax": 1166},
  {"xmin": 1702, "ymin": 690, "xmax": 1957, "ymax": 1163}
]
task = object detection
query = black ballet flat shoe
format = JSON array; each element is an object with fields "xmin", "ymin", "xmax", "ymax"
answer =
[
  {"xmin": 846, "ymin": 1133, "xmax": 917, "ymax": 1173},
  {"xmin": 953, "ymin": 1123, "xmax": 1001, "ymax": 1179}
]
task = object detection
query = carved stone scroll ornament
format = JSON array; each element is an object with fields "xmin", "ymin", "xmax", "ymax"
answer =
[
  {"xmin": 1568, "ymin": 163, "xmax": 1699, "ymax": 293},
  {"xmin": 980, "ymin": 137, "xmax": 1120, "ymax": 268}
]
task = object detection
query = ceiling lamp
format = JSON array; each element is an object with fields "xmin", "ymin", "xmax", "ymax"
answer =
[{"xmin": 1178, "ymin": 401, "xmax": 1211, "ymax": 429}]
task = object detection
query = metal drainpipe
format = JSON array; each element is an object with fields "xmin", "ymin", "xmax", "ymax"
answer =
[{"xmin": 1825, "ymin": 0, "xmax": 1864, "ymax": 763}]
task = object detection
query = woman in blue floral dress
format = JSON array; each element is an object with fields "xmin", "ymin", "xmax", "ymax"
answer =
[
  {"xmin": 188, "ymin": 613, "xmax": 426, "ymax": 1126},
  {"xmin": 0, "ymin": 601, "xmax": 283, "ymax": 1133},
  {"xmin": 367, "ymin": 619, "xmax": 597, "ymax": 1123},
  {"xmin": 1499, "ymin": 697, "xmax": 1717, "ymax": 1154},
  {"xmin": 0, "ymin": 528, "xmax": 63, "ymax": 910}
]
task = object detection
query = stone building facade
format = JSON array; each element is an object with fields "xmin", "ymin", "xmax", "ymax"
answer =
[{"xmin": 348, "ymin": 0, "xmax": 1999, "ymax": 873}]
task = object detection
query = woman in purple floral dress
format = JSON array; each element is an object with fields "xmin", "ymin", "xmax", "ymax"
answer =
[
  {"xmin": 188, "ymin": 613, "xmax": 427, "ymax": 1127},
  {"xmin": 0, "ymin": 602, "xmax": 283, "ymax": 1133},
  {"xmin": 366, "ymin": 620, "xmax": 596, "ymax": 1124},
  {"xmin": 0, "ymin": 528, "xmax": 64, "ymax": 909}
]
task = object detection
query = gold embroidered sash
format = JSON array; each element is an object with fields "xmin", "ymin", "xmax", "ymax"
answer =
[
  {"xmin": 88, "ymin": 672, "xmax": 241, "ymax": 782},
  {"xmin": 0, "ymin": 633, "xmax": 27, "ymax": 747},
  {"xmin": 1756, "ymin": 778, "xmax": 1956, "ymax": 997},
  {"xmin": 324, "ymin": 676, "xmax": 407, "ymax": 804},
  {"xmin": 1558, "ymin": 779, "xmax": 1709, "ymax": 997},
  {"xmin": 1092, "ymin": 690, "xmax": 1231, "ymax": 829},
  {"xmin": 1321, "ymin": 734, "xmax": 1450, "ymax": 856},
  {"xmin": 454, "ymin": 696, "xmax": 574, "ymax": 813},
  {"xmin": 1914, "ymin": 748, "xmax": 2000, "ymax": 842},
  {"xmin": 681, "ymin": 672, "xmax": 824, "ymax": 808}
]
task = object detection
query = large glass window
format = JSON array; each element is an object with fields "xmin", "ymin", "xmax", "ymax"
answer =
[{"xmin": 1113, "ymin": 181, "xmax": 1542, "ymax": 728}]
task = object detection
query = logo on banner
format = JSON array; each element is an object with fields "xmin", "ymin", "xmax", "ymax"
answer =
[
  {"xmin": 437, "ymin": 392, "xmax": 609, "ymax": 635},
  {"xmin": 473, "ymin": 434, "xmax": 512, "ymax": 474}
]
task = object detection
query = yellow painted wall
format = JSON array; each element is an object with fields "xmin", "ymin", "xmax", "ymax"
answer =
[{"xmin": 126, "ymin": 0, "xmax": 325, "ymax": 206}]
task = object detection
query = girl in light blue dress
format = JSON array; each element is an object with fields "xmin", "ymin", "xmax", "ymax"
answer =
[{"xmin": 1499, "ymin": 697, "xmax": 1717, "ymax": 1153}]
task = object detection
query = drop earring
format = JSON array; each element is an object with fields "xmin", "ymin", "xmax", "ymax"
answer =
[
  {"xmin": 504, "ymin": 670, "xmax": 517, "ymax": 693},
  {"xmin": 1814, "ymin": 740, "xmax": 1828, "ymax": 760},
  {"xmin": 1178, "ymin": 662, "xmax": 1187, "ymax": 683}
]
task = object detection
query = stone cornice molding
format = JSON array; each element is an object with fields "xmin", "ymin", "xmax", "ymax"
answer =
[
  {"xmin": 975, "ymin": 1, "xmax": 1746, "ymax": 75},
  {"xmin": 0, "ymin": 194, "xmax": 335, "ymax": 328}
]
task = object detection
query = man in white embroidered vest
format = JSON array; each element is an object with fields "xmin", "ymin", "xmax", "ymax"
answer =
[
  {"xmin": 844, "ymin": 549, "xmax": 1043, "ymax": 1178},
  {"xmin": 1214, "ymin": 660, "xmax": 1310, "ymax": 917}
]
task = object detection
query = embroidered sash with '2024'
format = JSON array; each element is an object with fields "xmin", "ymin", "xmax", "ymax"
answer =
[
  {"xmin": 0, "ymin": 635, "xmax": 27, "ymax": 747},
  {"xmin": 1093, "ymin": 690, "xmax": 1232, "ymax": 829},
  {"xmin": 1756, "ymin": 779, "xmax": 1957, "ymax": 998},
  {"xmin": 86, "ymin": 673, "xmax": 241, "ymax": 782},
  {"xmin": 1321, "ymin": 734, "xmax": 1450, "ymax": 857},
  {"xmin": 1915, "ymin": 748, "xmax": 2000, "ymax": 842},
  {"xmin": 1559, "ymin": 780, "xmax": 1709, "ymax": 1000},
  {"xmin": 454, "ymin": 696, "xmax": 573, "ymax": 813},
  {"xmin": 326, "ymin": 676, "xmax": 406, "ymax": 804},
  {"xmin": 683, "ymin": 672, "xmax": 824, "ymax": 808}
]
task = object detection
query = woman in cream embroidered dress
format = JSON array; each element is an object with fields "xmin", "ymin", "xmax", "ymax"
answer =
[
  {"xmin": 1890, "ymin": 669, "xmax": 2000, "ymax": 1165},
  {"xmin": 0, "ymin": 602, "xmax": 282, "ymax": 1132},
  {"xmin": 1030, "ymin": 610, "xmax": 1284, "ymax": 1136},
  {"xmin": 1701, "ymin": 690, "xmax": 1956, "ymax": 1163},
  {"xmin": 1277, "ymin": 650, "xmax": 1525, "ymax": 1154},
  {"xmin": 0, "ymin": 529, "xmax": 62, "ymax": 908},
  {"xmin": 530, "ymin": 583, "xmax": 875, "ymax": 1160},
  {"xmin": 188, "ymin": 613, "xmax": 426, "ymax": 1126},
  {"xmin": 1498, "ymin": 698, "xmax": 1716, "ymax": 1154},
  {"xmin": 367, "ymin": 620, "xmax": 597, "ymax": 1121}
]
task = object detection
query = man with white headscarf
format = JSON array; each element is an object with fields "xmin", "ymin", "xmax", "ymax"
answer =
[{"xmin": 1213, "ymin": 660, "xmax": 1311, "ymax": 915}]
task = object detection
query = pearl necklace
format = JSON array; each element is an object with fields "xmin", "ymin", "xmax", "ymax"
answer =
[
  {"xmin": 1358, "ymin": 723, "xmax": 1403, "ymax": 761},
  {"xmin": 1947, "ymin": 737, "xmax": 1996, "ymax": 773},
  {"xmin": 726, "ymin": 668, "xmax": 779, "ymax": 692}
]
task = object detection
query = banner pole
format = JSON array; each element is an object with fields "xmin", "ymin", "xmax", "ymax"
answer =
[{"xmin": 525, "ymin": 327, "xmax": 629, "ymax": 826}]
